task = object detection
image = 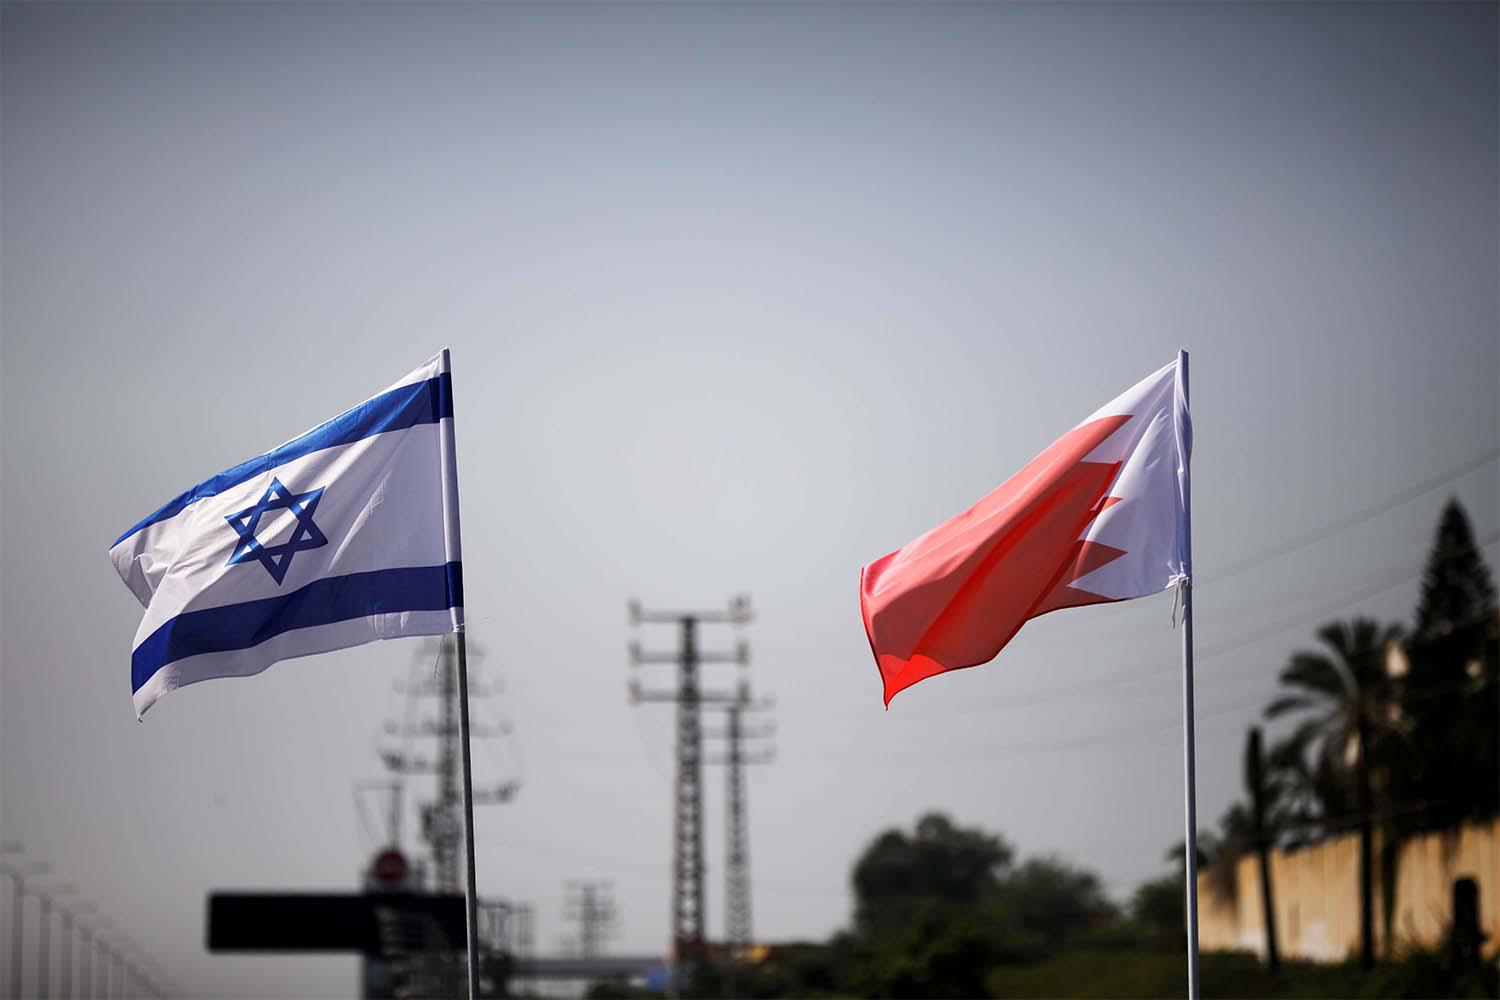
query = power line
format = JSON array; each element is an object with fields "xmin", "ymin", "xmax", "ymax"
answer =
[
  {"xmin": 801, "ymin": 599, "xmax": 1499, "ymax": 768},
  {"xmin": 629, "ymin": 703, "xmax": 676, "ymax": 783},
  {"xmin": 824, "ymin": 530, "xmax": 1499, "ymax": 719},
  {"xmin": 768, "ymin": 464, "xmax": 1498, "ymax": 721},
  {"xmin": 959, "ymin": 447, "xmax": 1499, "ymax": 646},
  {"xmin": 1205, "ymin": 447, "xmax": 1498, "ymax": 583},
  {"xmin": 810, "ymin": 687, "xmax": 1272, "ymax": 768},
  {"xmin": 477, "ymin": 834, "xmax": 845, "ymax": 899},
  {"xmin": 857, "ymin": 448, "xmax": 1497, "ymax": 656}
]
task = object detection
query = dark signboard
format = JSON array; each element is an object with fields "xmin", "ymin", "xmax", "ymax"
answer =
[{"xmin": 207, "ymin": 893, "xmax": 466, "ymax": 955}]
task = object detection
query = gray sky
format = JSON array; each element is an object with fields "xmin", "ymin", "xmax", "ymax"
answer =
[{"xmin": 3, "ymin": 2, "xmax": 1496, "ymax": 996}]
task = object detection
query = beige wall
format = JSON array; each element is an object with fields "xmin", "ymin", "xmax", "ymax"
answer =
[{"xmin": 1198, "ymin": 818, "xmax": 1500, "ymax": 961}]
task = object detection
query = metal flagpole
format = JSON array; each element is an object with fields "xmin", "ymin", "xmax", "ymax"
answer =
[
  {"xmin": 1177, "ymin": 349, "xmax": 1201, "ymax": 1000},
  {"xmin": 435, "ymin": 348, "xmax": 479, "ymax": 1000},
  {"xmin": 456, "ymin": 631, "xmax": 481, "ymax": 1000}
]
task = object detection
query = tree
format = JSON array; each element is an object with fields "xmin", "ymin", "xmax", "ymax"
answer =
[
  {"xmin": 1000, "ymin": 856, "xmax": 1117, "ymax": 951},
  {"xmin": 851, "ymin": 812, "xmax": 1012, "ymax": 937},
  {"xmin": 1245, "ymin": 727, "xmax": 1280, "ymax": 973},
  {"xmin": 1131, "ymin": 873, "xmax": 1185, "ymax": 947},
  {"xmin": 1265, "ymin": 617, "xmax": 1405, "ymax": 970},
  {"xmin": 1399, "ymin": 499, "xmax": 1500, "ymax": 829},
  {"xmin": 846, "ymin": 813, "xmax": 1124, "ymax": 996},
  {"xmin": 847, "ymin": 813, "xmax": 1017, "ymax": 997},
  {"xmin": 1413, "ymin": 500, "xmax": 1496, "ymax": 642}
]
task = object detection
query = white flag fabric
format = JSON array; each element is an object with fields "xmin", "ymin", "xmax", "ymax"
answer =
[
  {"xmin": 110, "ymin": 351, "xmax": 464, "ymax": 719},
  {"xmin": 1062, "ymin": 355, "xmax": 1192, "ymax": 601}
]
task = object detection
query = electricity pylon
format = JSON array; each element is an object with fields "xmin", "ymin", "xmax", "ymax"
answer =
[
  {"xmin": 705, "ymin": 685, "xmax": 775, "ymax": 959},
  {"xmin": 628, "ymin": 596, "xmax": 752, "ymax": 993},
  {"xmin": 380, "ymin": 635, "xmax": 519, "ymax": 892},
  {"xmin": 564, "ymin": 880, "xmax": 618, "ymax": 958}
]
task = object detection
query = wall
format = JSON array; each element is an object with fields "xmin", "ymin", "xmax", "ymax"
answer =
[{"xmin": 1197, "ymin": 818, "xmax": 1500, "ymax": 961}]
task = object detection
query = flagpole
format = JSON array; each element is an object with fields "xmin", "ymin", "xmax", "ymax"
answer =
[
  {"xmin": 436, "ymin": 348, "xmax": 480, "ymax": 1000},
  {"xmin": 1177, "ymin": 349, "xmax": 1201, "ymax": 1000},
  {"xmin": 456, "ymin": 631, "xmax": 482, "ymax": 999}
]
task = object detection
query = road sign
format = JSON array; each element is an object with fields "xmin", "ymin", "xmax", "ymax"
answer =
[{"xmin": 372, "ymin": 849, "xmax": 408, "ymax": 885}]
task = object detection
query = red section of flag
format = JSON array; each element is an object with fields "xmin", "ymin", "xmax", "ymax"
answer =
[{"xmin": 859, "ymin": 415, "xmax": 1130, "ymax": 706}]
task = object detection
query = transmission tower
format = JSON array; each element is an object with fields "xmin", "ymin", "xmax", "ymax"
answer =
[
  {"xmin": 628, "ymin": 595, "xmax": 752, "ymax": 990},
  {"xmin": 563, "ymin": 880, "xmax": 618, "ymax": 958},
  {"xmin": 705, "ymin": 685, "xmax": 774, "ymax": 958},
  {"xmin": 510, "ymin": 902, "xmax": 535, "ymax": 995},
  {"xmin": 380, "ymin": 635, "xmax": 519, "ymax": 892}
]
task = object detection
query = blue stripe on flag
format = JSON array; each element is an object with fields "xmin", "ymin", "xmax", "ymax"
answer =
[
  {"xmin": 113, "ymin": 373, "xmax": 453, "ymax": 547},
  {"xmin": 131, "ymin": 561, "xmax": 464, "ymax": 694}
]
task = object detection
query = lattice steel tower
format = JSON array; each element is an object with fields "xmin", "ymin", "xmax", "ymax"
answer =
[
  {"xmin": 380, "ymin": 636, "xmax": 519, "ymax": 892},
  {"xmin": 706, "ymin": 687, "xmax": 774, "ymax": 956},
  {"xmin": 629, "ymin": 596, "xmax": 751, "ymax": 990},
  {"xmin": 564, "ymin": 880, "xmax": 618, "ymax": 959}
]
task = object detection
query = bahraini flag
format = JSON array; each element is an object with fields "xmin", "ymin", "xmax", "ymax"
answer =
[
  {"xmin": 110, "ymin": 351, "xmax": 464, "ymax": 719},
  {"xmin": 860, "ymin": 354, "xmax": 1191, "ymax": 705}
]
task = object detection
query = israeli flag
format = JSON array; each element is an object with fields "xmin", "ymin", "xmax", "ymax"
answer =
[{"xmin": 110, "ymin": 351, "xmax": 464, "ymax": 719}]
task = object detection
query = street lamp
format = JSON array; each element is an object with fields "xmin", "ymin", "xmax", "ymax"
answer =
[
  {"xmin": 111, "ymin": 945, "xmax": 126, "ymax": 1000},
  {"xmin": 61, "ymin": 899, "xmax": 98, "ymax": 1000},
  {"xmin": 110, "ymin": 936, "xmax": 137, "ymax": 1000},
  {"xmin": 35, "ymin": 880, "xmax": 78, "ymax": 999},
  {"xmin": 91, "ymin": 918, "xmax": 113, "ymax": 1000},
  {"xmin": 0, "ymin": 851, "xmax": 52, "ymax": 1000},
  {"xmin": 111, "ymin": 931, "xmax": 149, "ymax": 1000},
  {"xmin": 147, "ymin": 959, "xmax": 182, "ymax": 995},
  {"xmin": 75, "ymin": 914, "xmax": 101, "ymax": 1000},
  {"xmin": 117, "ymin": 934, "xmax": 162, "ymax": 999}
]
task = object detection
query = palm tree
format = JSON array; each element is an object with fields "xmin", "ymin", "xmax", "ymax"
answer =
[
  {"xmin": 1245, "ymin": 727, "xmax": 1281, "ymax": 973},
  {"xmin": 1264, "ymin": 617, "xmax": 1405, "ymax": 971},
  {"xmin": 1260, "ymin": 731, "xmax": 1358, "ymax": 853}
]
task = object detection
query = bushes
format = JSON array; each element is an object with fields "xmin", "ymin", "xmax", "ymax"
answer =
[{"xmin": 983, "ymin": 948, "xmax": 1500, "ymax": 999}]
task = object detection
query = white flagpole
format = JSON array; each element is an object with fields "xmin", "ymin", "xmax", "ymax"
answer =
[
  {"xmin": 436, "ymin": 348, "xmax": 480, "ymax": 1000},
  {"xmin": 1177, "ymin": 349, "xmax": 1201, "ymax": 1000}
]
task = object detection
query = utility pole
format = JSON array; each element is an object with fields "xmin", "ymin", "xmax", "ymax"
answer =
[
  {"xmin": 510, "ymin": 902, "xmax": 535, "ymax": 997},
  {"xmin": 629, "ymin": 596, "xmax": 752, "ymax": 994},
  {"xmin": 379, "ymin": 636, "xmax": 518, "ymax": 997},
  {"xmin": 704, "ymin": 686, "xmax": 774, "ymax": 960},
  {"xmin": 380, "ymin": 636, "xmax": 518, "ymax": 893},
  {"xmin": 563, "ymin": 881, "xmax": 617, "ymax": 959}
]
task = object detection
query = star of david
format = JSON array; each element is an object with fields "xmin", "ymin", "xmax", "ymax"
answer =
[{"xmin": 225, "ymin": 477, "xmax": 329, "ymax": 585}]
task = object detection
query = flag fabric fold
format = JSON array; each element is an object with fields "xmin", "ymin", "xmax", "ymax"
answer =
[
  {"xmin": 110, "ymin": 351, "xmax": 464, "ymax": 719},
  {"xmin": 860, "ymin": 355, "xmax": 1191, "ymax": 706}
]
